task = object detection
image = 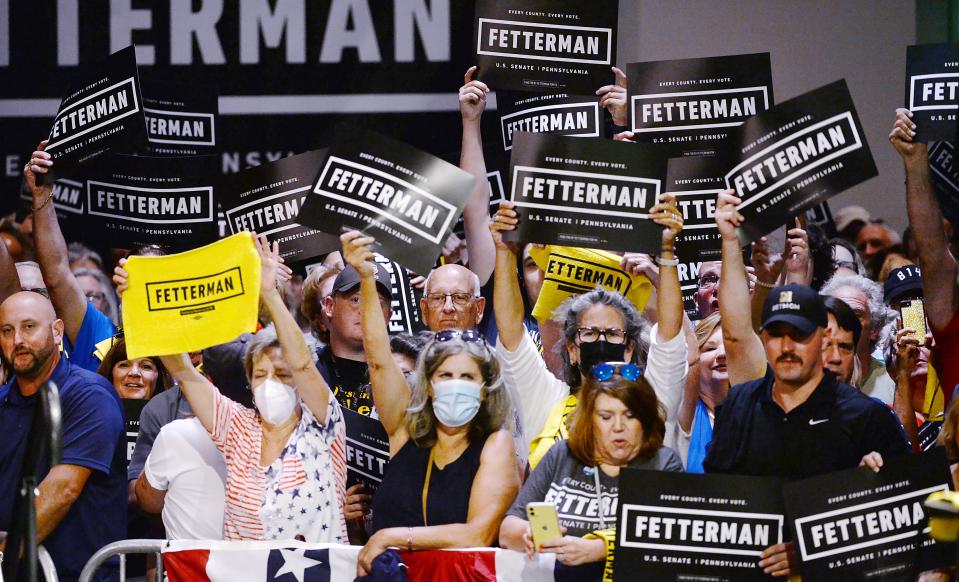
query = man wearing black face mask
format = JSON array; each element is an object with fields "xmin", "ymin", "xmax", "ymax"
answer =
[{"xmin": 490, "ymin": 196, "xmax": 689, "ymax": 468}]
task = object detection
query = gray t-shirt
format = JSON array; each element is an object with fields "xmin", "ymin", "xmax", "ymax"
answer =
[{"xmin": 507, "ymin": 441, "xmax": 682, "ymax": 537}]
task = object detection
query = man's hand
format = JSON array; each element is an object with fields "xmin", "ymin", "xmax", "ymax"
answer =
[
  {"xmin": 784, "ymin": 220, "xmax": 812, "ymax": 284},
  {"xmin": 113, "ymin": 258, "xmax": 130, "ymax": 296},
  {"xmin": 859, "ymin": 451, "xmax": 884, "ymax": 472},
  {"xmin": 596, "ymin": 66, "xmax": 628, "ymax": 126},
  {"xmin": 340, "ymin": 230, "xmax": 377, "ymax": 278},
  {"xmin": 490, "ymin": 202, "xmax": 520, "ymax": 252},
  {"xmin": 23, "ymin": 140, "xmax": 53, "ymax": 198},
  {"xmin": 759, "ymin": 542, "xmax": 797, "ymax": 577},
  {"xmin": 441, "ymin": 231, "xmax": 467, "ymax": 264},
  {"xmin": 621, "ymin": 253, "xmax": 658, "ymax": 286},
  {"xmin": 254, "ymin": 234, "xmax": 291, "ymax": 295},
  {"xmin": 650, "ymin": 192, "xmax": 684, "ymax": 247},
  {"xmin": 889, "ymin": 108, "xmax": 926, "ymax": 164},
  {"xmin": 715, "ymin": 189, "xmax": 744, "ymax": 241},
  {"xmin": 751, "ymin": 237, "xmax": 784, "ymax": 285},
  {"xmin": 613, "ymin": 130, "xmax": 636, "ymax": 142},
  {"xmin": 459, "ymin": 66, "xmax": 489, "ymax": 123}
]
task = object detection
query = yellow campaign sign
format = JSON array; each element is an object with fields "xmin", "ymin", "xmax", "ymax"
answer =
[
  {"xmin": 529, "ymin": 245, "xmax": 652, "ymax": 321},
  {"xmin": 122, "ymin": 233, "xmax": 261, "ymax": 359}
]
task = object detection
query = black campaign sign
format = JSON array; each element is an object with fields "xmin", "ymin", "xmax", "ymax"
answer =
[
  {"xmin": 18, "ymin": 178, "xmax": 85, "ymax": 241},
  {"xmin": 616, "ymin": 470, "xmax": 784, "ymax": 582},
  {"xmin": 299, "ymin": 126, "xmax": 475, "ymax": 275},
  {"xmin": 220, "ymin": 149, "xmax": 339, "ymax": 264},
  {"xmin": 905, "ymin": 43, "xmax": 959, "ymax": 142},
  {"xmin": 473, "ymin": 0, "xmax": 617, "ymax": 94},
  {"xmin": 667, "ymin": 155, "xmax": 726, "ymax": 262},
  {"xmin": 142, "ymin": 80, "xmax": 218, "ymax": 156},
  {"xmin": 627, "ymin": 53, "xmax": 773, "ymax": 156},
  {"xmin": 784, "ymin": 449, "xmax": 953, "ymax": 582},
  {"xmin": 122, "ymin": 398, "xmax": 147, "ymax": 463},
  {"xmin": 343, "ymin": 407, "xmax": 390, "ymax": 494},
  {"xmin": 84, "ymin": 154, "xmax": 218, "ymax": 251},
  {"xmin": 724, "ymin": 80, "xmax": 877, "ymax": 244},
  {"xmin": 508, "ymin": 132, "xmax": 667, "ymax": 252},
  {"xmin": 373, "ymin": 254, "xmax": 427, "ymax": 334},
  {"xmin": 497, "ymin": 91, "xmax": 602, "ymax": 151},
  {"xmin": 43, "ymin": 46, "xmax": 147, "ymax": 183}
]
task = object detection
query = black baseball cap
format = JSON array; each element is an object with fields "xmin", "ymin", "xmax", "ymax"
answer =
[
  {"xmin": 761, "ymin": 283, "xmax": 828, "ymax": 336},
  {"xmin": 332, "ymin": 263, "xmax": 393, "ymax": 300},
  {"xmin": 884, "ymin": 265, "xmax": 923, "ymax": 305}
]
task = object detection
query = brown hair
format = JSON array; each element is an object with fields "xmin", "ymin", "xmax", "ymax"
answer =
[
  {"xmin": 567, "ymin": 375, "xmax": 665, "ymax": 466},
  {"xmin": 939, "ymin": 398, "xmax": 959, "ymax": 461},
  {"xmin": 300, "ymin": 264, "xmax": 342, "ymax": 342},
  {"xmin": 694, "ymin": 311, "xmax": 722, "ymax": 351},
  {"xmin": 95, "ymin": 337, "xmax": 169, "ymax": 399}
]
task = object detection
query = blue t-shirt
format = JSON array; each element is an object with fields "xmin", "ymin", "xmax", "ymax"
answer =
[
  {"xmin": 64, "ymin": 301, "xmax": 117, "ymax": 372},
  {"xmin": 0, "ymin": 356, "xmax": 126, "ymax": 582}
]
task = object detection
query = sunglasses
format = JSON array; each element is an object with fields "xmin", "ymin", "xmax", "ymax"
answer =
[
  {"xmin": 591, "ymin": 362, "xmax": 643, "ymax": 382},
  {"xmin": 433, "ymin": 329, "xmax": 485, "ymax": 343}
]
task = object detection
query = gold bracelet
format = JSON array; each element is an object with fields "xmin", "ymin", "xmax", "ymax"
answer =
[
  {"xmin": 755, "ymin": 279, "xmax": 776, "ymax": 289},
  {"xmin": 32, "ymin": 191, "xmax": 54, "ymax": 213}
]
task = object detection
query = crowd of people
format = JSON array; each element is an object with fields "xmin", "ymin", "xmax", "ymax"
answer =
[{"xmin": 0, "ymin": 67, "xmax": 958, "ymax": 582}]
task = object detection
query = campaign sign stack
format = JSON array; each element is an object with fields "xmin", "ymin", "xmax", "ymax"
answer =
[
  {"xmin": 473, "ymin": 0, "xmax": 618, "ymax": 94},
  {"xmin": 616, "ymin": 470, "xmax": 785, "ymax": 581}
]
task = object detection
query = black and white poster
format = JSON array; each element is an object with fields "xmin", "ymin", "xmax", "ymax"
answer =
[
  {"xmin": 784, "ymin": 449, "xmax": 953, "ymax": 582},
  {"xmin": 142, "ymin": 80, "xmax": 218, "ymax": 156},
  {"xmin": 473, "ymin": 0, "xmax": 617, "ymax": 94},
  {"xmin": 507, "ymin": 132, "xmax": 667, "ymax": 252},
  {"xmin": 616, "ymin": 469, "xmax": 785, "ymax": 582},
  {"xmin": 220, "ymin": 149, "xmax": 339, "ymax": 264},
  {"xmin": 667, "ymin": 155, "xmax": 726, "ymax": 262},
  {"xmin": 497, "ymin": 91, "xmax": 603, "ymax": 151},
  {"xmin": 928, "ymin": 141, "xmax": 959, "ymax": 227},
  {"xmin": 122, "ymin": 398, "xmax": 147, "ymax": 463},
  {"xmin": 299, "ymin": 126, "xmax": 475, "ymax": 276},
  {"xmin": 679, "ymin": 259, "xmax": 706, "ymax": 321},
  {"xmin": 627, "ymin": 53, "xmax": 773, "ymax": 156},
  {"xmin": 372, "ymin": 253, "xmax": 428, "ymax": 335},
  {"xmin": 905, "ymin": 43, "xmax": 959, "ymax": 142},
  {"xmin": 42, "ymin": 46, "xmax": 147, "ymax": 183},
  {"xmin": 343, "ymin": 408, "xmax": 390, "ymax": 494},
  {"xmin": 724, "ymin": 80, "xmax": 878, "ymax": 245},
  {"xmin": 18, "ymin": 177, "xmax": 86, "ymax": 242},
  {"xmin": 84, "ymin": 154, "xmax": 219, "ymax": 251}
]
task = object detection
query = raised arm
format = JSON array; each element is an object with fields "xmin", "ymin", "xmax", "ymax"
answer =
[
  {"xmin": 783, "ymin": 221, "xmax": 812, "ymax": 285},
  {"xmin": 889, "ymin": 109, "xmax": 959, "ymax": 326},
  {"xmin": 652, "ymin": 193, "xmax": 683, "ymax": 342},
  {"xmin": 24, "ymin": 142, "xmax": 89, "ymax": 344},
  {"xmin": 490, "ymin": 202, "xmax": 526, "ymax": 351},
  {"xmin": 749, "ymin": 237, "xmax": 783, "ymax": 333},
  {"xmin": 0, "ymin": 233, "xmax": 20, "ymax": 303},
  {"xmin": 255, "ymin": 235, "xmax": 331, "ymax": 424},
  {"xmin": 716, "ymin": 190, "xmax": 766, "ymax": 384},
  {"xmin": 458, "ymin": 67, "xmax": 496, "ymax": 285},
  {"xmin": 340, "ymin": 230, "xmax": 411, "ymax": 448},
  {"xmin": 891, "ymin": 328, "xmax": 922, "ymax": 451}
]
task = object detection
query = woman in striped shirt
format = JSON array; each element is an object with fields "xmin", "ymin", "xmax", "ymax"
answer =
[{"xmin": 120, "ymin": 234, "xmax": 348, "ymax": 542}]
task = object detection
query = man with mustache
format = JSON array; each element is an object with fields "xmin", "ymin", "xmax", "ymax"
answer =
[
  {"xmin": 703, "ymin": 191, "xmax": 911, "ymax": 578},
  {"xmin": 0, "ymin": 291, "xmax": 126, "ymax": 581}
]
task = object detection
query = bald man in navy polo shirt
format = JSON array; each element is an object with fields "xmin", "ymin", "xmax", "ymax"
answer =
[{"xmin": 0, "ymin": 292, "xmax": 125, "ymax": 581}]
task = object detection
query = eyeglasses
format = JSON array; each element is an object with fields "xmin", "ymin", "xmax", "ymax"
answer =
[
  {"xmin": 591, "ymin": 362, "xmax": 643, "ymax": 382},
  {"xmin": 576, "ymin": 327, "xmax": 628, "ymax": 345},
  {"xmin": 24, "ymin": 287, "xmax": 49, "ymax": 298},
  {"xmin": 434, "ymin": 329, "xmax": 484, "ymax": 343},
  {"xmin": 698, "ymin": 275, "xmax": 720, "ymax": 290},
  {"xmin": 425, "ymin": 292, "xmax": 474, "ymax": 309}
]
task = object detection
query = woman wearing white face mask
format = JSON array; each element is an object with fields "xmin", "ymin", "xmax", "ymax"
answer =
[
  {"xmin": 341, "ymin": 231, "xmax": 520, "ymax": 577},
  {"xmin": 116, "ymin": 235, "xmax": 348, "ymax": 543}
]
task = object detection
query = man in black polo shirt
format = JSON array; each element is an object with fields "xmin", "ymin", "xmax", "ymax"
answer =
[{"xmin": 704, "ymin": 190, "xmax": 911, "ymax": 577}]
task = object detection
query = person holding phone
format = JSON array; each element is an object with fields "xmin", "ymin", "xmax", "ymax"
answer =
[{"xmin": 499, "ymin": 365, "xmax": 682, "ymax": 572}]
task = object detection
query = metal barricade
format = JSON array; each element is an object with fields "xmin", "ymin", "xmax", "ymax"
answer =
[
  {"xmin": 37, "ymin": 546, "xmax": 58, "ymax": 582},
  {"xmin": 78, "ymin": 540, "xmax": 165, "ymax": 582}
]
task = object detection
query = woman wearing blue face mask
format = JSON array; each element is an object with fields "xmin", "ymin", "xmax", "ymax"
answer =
[{"xmin": 341, "ymin": 231, "xmax": 520, "ymax": 577}]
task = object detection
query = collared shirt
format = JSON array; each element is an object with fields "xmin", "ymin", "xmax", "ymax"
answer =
[
  {"xmin": 64, "ymin": 301, "xmax": 117, "ymax": 372},
  {"xmin": 704, "ymin": 369, "xmax": 911, "ymax": 480},
  {"xmin": 0, "ymin": 356, "xmax": 126, "ymax": 581}
]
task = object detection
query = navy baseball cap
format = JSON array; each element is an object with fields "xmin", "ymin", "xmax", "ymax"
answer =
[
  {"xmin": 761, "ymin": 283, "xmax": 828, "ymax": 335},
  {"xmin": 332, "ymin": 263, "xmax": 393, "ymax": 300},
  {"xmin": 884, "ymin": 265, "xmax": 923, "ymax": 305}
]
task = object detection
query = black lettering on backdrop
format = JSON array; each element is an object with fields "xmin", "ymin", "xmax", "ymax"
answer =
[
  {"xmin": 473, "ymin": 0, "xmax": 618, "ymax": 94},
  {"xmin": 905, "ymin": 43, "xmax": 959, "ymax": 141},
  {"xmin": 506, "ymin": 131, "xmax": 666, "ymax": 253},
  {"xmin": 723, "ymin": 80, "xmax": 877, "ymax": 245},
  {"xmin": 626, "ymin": 53, "xmax": 773, "ymax": 156}
]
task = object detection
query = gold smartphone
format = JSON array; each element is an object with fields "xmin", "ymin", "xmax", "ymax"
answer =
[
  {"xmin": 527, "ymin": 502, "xmax": 562, "ymax": 549},
  {"xmin": 899, "ymin": 299, "xmax": 927, "ymax": 342}
]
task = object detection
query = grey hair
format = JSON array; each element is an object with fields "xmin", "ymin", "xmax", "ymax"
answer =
[
  {"xmin": 67, "ymin": 242, "xmax": 104, "ymax": 270},
  {"xmin": 242, "ymin": 326, "xmax": 318, "ymax": 383},
  {"xmin": 405, "ymin": 335, "xmax": 514, "ymax": 448},
  {"xmin": 554, "ymin": 286, "xmax": 651, "ymax": 390},
  {"xmin": 820, "ymin": 274, "xmax": 895, "ymax": 340},
  {"xmin": 73, "ymin": 267, "xmax": 120, "ymax": 326},
  {"xmin": 423, "ymin": 267, "xmax": 481, "ymax": 297}
]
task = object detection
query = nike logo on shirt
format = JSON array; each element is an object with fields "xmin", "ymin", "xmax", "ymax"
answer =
[{"xmin": 808, "ymin": 418, "xmax": 829, "ymax": 426}]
